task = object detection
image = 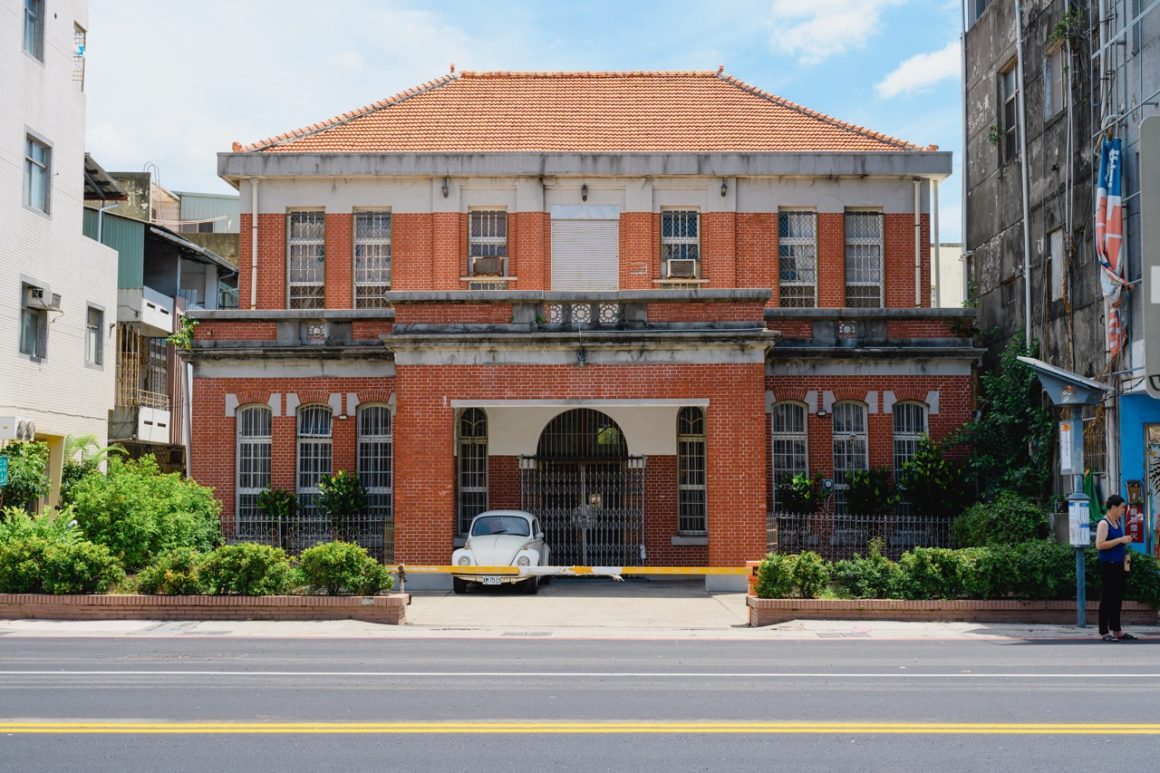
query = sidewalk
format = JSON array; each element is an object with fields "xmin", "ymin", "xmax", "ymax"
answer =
[{"xmin": 0, "ymin": 578, "xmax": 1156, "ymax": 641}]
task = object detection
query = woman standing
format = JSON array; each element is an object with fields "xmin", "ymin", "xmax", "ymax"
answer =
[{"xmin": 1095, "ymin": 494, "xmax": 1137, "ymax": 642}]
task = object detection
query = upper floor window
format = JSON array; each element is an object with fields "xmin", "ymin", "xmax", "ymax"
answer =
[
  {"xmin": 468, "ymin": 210, "xmax": 508, "ymax": 283},
  {"xmin": 24, "ymin": 0, "xmax": 44, "ymax": 60},
  {"xmin": 832, "ymin": 402, "xmax": 868, "ymax": 514},
  {"xmin": 236, "ymin": 405, "xmax": 272, "ymax": 537},
  {"xmin": 73, "ymin": 25, "xmax": 87, "ymax": 90},
  {"xmin": 1044, "ymin": 47, "xmax": 1065, "ymax": 119},
  {"xmin": 354, "ymin": 211, "xmax": 391, "ymax": 308},
  {"xmin": 85, "ymin": 306, "xmax": 103, "ymax": 366},
  {"xmin": 677, "ymin": 407, "xmax": 707, "ymax": 533},
  {"xmin": 661, "ymin": 210, "xmax": 700, "ymax": 280},
  {"xmin": 778, "ymin": 211, "xmax": 817, "ymax": 307},
  {"xmin": 771, "ymin": 402, "xmax": 808, "ymax": 509},
  {"xmin": 845, "ymin": 211, "xmax": 883, "ymax": 308},
  {"xmin": 24, "ymin": 135, "xmax": 51, "ymax": 213},
  {"xmin": 19, "ymin": 285, "xmax": 47, "ymax": 359},
  {"xmin": 1000, "ymin": 64, "xmax": 1019, "ymax": 162},
  {"xmin": 287, "ymin": 211, "xmax": 325, "ymax": 309}
]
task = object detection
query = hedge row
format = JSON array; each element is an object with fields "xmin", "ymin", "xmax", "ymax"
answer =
[{"xmin": 757, "ymin": 540, "xmax": 1160, "ymax": 608}]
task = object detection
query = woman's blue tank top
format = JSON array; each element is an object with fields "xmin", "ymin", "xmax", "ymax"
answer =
[{"xmin": 1099, "ymin": 518, "xmax": 1126, "ymax": 563}]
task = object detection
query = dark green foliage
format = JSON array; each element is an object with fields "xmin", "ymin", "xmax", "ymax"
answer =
[
  {"xmin": 846, "ymin": 467, "xmax": 899, "ymax": 516},
  {"xmin": 951, "ymin": 491, "xmax": 1050, "ymax": 547},
  {"xmin": 318, "ymin": 471, "xmax": 368, "ymax": 542},
  {"xmin": 776, "ymin": 472, "xmax": 824, "ymax": 513},
  {"xmin": 899, "ymin": 436, "xmax": 969, "ymax": 516},
  {"xmin": 297, "ymin": 541, "xmax": 393, "ymax": 595},
  {"xmin": 200, "ymin": 543, "xmax": 295, "ymax": 596},
  {"xmin": 754, "ymin": 551, "xmax": 829, "ymax": 599},
  {"xmin": 70, "ymin": 456, "xmax": 223, "ymax": 571},
  {"xmin": 0, "ymin": 535, "xmax": 122, "ymax": 594},
  {"xmin": 59, "ymin": 435, "xmax": 124, "ymax": 506},
  {"xmin": 897, "ymin": 548, "xmax": 970, "ymax": 599},
  {"xmin": 0, "ymin": 441, "xmax": 50, "ymax": 511},
  {"xmin": 791, "ymin": 551, "xmax": 830, "ymax": 599},
  {"xmin": 257, "ymin": 488, "xmax": 299, "ymax": 549},
  {"xmin": 137, "ymin": 548, "xmax": 207, "ymax": 595},
  {"xmin": 0, "ymin": 506, "xmax": 81, "ymax": 543},
  {"xmin": 1125, "ymin": 552, "xmax": 1160, "ymax": 608},
  {"xmin": 955, "ymin": 337, "xmax": 1055, "ymax": 502},
  {"xmin": 831, "ymin": 540, "xmax": 903, "ymax": 598}
]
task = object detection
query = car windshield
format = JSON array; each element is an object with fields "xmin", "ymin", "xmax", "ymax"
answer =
[{"xmin": 471, "ymin": 515, "xmax": 531, "ymax": 537}]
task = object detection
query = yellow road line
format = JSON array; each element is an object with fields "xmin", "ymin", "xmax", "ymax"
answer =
[{"xmin": 3, "ymin": 721, "xmax": 1159, "ymax": 735}]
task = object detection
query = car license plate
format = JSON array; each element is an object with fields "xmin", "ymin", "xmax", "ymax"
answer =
[{"xmin": 482, "ymin": 576, "xmax": 502, "ymax": 585}]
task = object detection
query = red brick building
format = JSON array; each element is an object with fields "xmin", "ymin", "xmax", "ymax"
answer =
[{"xmin": 189, "ymin": 70, "xmax": 975, "ymax": 588}]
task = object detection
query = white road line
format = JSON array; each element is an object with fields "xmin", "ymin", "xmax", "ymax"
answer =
[{"xmin": 1, "ymin": 670, "xmax": 1159, "ymax": 679}]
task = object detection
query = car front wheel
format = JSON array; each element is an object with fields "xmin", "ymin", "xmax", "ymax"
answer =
[
  {"xmin": 522, "ymin": 576, "xmax": 539, "ymax": 595},
  {"xmin": 452, "ymin": 576, "xmax": 468, "ymax": 594}
]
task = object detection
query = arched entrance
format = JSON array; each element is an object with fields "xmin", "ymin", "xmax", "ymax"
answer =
[{"xmin": 520, "ymin": 408, "xmax": 645, "ymax": 566}]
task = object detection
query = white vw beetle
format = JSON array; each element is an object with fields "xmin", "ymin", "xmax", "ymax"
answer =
[{"xmin": 451, "ymin": 510, "xmax": 550, "ymax": 595}]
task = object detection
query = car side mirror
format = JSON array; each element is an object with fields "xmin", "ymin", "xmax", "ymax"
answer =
[{"xmin": 536, "ymin": 532, "xmax": 544, "ymax": 540}]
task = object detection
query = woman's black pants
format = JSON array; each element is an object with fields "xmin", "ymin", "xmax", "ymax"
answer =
[{"xmin": 1099, "ymin": 560, "xmax": 1126, "ymax": 635}]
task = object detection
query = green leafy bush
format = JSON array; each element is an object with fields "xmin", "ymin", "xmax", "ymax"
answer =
[
  {"xmin": 977, "ymin": 540, "xmax": 1074, "ymax": 600},
  {"xmin": 754, "ymin": 551, "xmax": 829, "ymax": 599},
  {"xmin": 897, "ymin": 547, "xmax": 971, "ymax": 600},
  {"xmin": 777, "ymin": 472, "xmax": 824, "ymax": 513},
  {"xmin": 1, "ymin": 506, "xmax": 81, "ymax": 544},
  {"xmin": 70, "ymin": 456, "xmax": 223, "ymax": 571},
  {"xmin": 1125, "ymin": 551, "xmax": 1160, "ymax": 608},
  {"xmin": 137, "ymin": 548, "xmax": 206, "ymax": 595},
  {"xmin": 298, "ymin": 541, "xmax": 393, "ymax": 595},
  {"xmin": 791, "ymin": 551, "xmax": 830, "ymax": 599},
  {"xmin": 899, "ymin": 436, "xmax": 969, "ymax": 516},
  {"xmin": 951, "ymin": 491, "xmax": 1049, "ymax": 548},
  {"xmin": 831, "ymin": 541, "xmax": 903, "ymax": 599},
  {"xmin": 318, "ymin": 471, "xmax": 368, "ymax": 542},
  {"xmin": 200, "ymin": 543, "xmax": 295, "ymax": 596},
  {"xmin": 0, "ymin": 441, "xmax": 50, "ymax": 512},
  {"xmin": 846, "ymin": 467, "xmax": 899, "ymax": 516},
  {"xmin": 0, "ymin": 536, "xmax": 122, "ymax": 594}
]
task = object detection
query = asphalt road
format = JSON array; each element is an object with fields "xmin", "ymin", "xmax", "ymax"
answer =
[{"xmin": 1, "ymin": 636, "xmax": 1157, "ymax": 771}]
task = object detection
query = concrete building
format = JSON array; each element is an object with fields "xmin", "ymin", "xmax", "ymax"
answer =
[
  {"xmin": 964, "ymin": 1, "xmax": 1160, "ymax": 555},
  {"xmin": 0, "ymin": 0, "xmax": 118, "ymax": 503},
  {"xmin": 188, "ymin": 69, "xmax": 977, "ymax": 586}
]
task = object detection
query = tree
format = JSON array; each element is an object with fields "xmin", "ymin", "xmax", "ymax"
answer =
[{"xmin": 0, "ymin": 441, "xmax": 50, "ymax": 512}]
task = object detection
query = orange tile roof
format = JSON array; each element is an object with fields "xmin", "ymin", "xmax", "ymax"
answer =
[{"xmin": 241, "ymin": 70, "xmax": 927, "ymax": 154}]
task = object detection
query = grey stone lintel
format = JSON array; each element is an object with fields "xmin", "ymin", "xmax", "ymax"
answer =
[
  {"xmin": 764, "ymin": 307, "xmax": 977, "ymax": 321},
  {"xmin": 385, "ymin": 289, "xmax": 771, "ymax": 303}
]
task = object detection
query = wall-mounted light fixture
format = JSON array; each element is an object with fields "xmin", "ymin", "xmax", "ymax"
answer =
[
  {"xmin": 576, "ymin": 346, "xmax": 587, "ymax": 367},
  {"xmin": 581, "ymin": 183, "xmax": 589, "ymax": 202},
  {"xmin": 720, "ymin": 180, "xmax": 728, "ymax": 197},
  {"xmin": 441, "ymin": 178, "xmax": 449, "ymax": 198},
  {"xmin": 815, "ymin": 409, "xmax": 829, "ymax": 418}
]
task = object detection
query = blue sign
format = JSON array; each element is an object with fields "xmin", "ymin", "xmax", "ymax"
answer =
[{"xmin": 0, "ymin": 456, "xmax": 8, "ymax": 487}]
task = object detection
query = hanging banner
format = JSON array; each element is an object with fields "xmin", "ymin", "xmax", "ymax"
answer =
[{"xmin": 1096, "ymin": 135, "xmax": 1126, "ymax": 362}]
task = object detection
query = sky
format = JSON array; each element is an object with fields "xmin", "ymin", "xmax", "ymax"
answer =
[{"xmin": 85, "ymin": 0, "xmax": 965, "ymax": 241}]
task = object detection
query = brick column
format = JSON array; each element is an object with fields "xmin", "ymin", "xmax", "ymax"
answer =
[
  {"xmin": 817, "ymin": 212, "xmax": 845, "ymax": 308},
  {"xmin": 393, "ymin": 213, "xmax": 433, "ymax": 291},
  {"xmin": 325, "ymin": 213, "xmax": 352, "ymax": 309},
  {"xmin": 702, "ymin": 212, "xmax": 737, "ymax": 287}
]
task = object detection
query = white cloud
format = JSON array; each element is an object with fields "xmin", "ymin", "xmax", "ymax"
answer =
[
  {"xmin": 875, "ymin": 40, "xmax": 960, "ymax": 98},
  {"xmin": 767, "ymin": 0, "xmax": 907, "ymax": 65}
]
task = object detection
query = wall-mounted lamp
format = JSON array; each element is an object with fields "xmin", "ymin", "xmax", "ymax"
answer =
[
  {"xmin": 815, "ymin": 409, "xmax": 829, "ymax": 418},
  {"xmin": 581, "ymin": 183, "xmax": 589, "ymax": 202},
  {"xmin": 338, "ymin": 414, "xmax": 348, "ymax": 421},
  {"xmin": 576, "ymin": 346, "xmax": 587, "ymax": 367},
  {"xmin": 441, "ymin": 178, "xmax": 449, "ymax": 198},
  {"xmin": 720, "ymin": 180, "xmax": 728, "ymax": 197}
]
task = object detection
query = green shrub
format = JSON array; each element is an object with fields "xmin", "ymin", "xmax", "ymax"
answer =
[
  {"xmin": 897, "ymin": 547, "xmax": 971, "ymax": 599},
  {"xmin": 200, "ymin": 543, "xmax": 295, "ymax": 596},
  {"xmin": 846, "ymin": 467, "xmax": 899, "ymax": 516},
  {"xmin": 777, "ymin": 472, "xmax": 824, "ymax": 513},
  {"xmin": 138, "ymin": 548, "xmax": 207, "ymax": 595},
  {"xmin": 951, "ymin": 491, "xmax": 1049, "ymax": 548},
  {"xmin": 0, "ymin": 536, "xmax": 122, "ymax": 594},
  {"xmin": 70, "ymin": 456, "xmax": 223, "ymax": 571},
  {"xmin": 832, "ymin": 552, "xmax": 903, "ymax": 599},
  {"xmin": 1, "ymin": 506, "xmax": 82, "ymax": 544},
  {"xmin": 318, "ymin": 471, "xmax": 369, "ymax": 542},
  {"xmin": 754, "ymin": 553, "xmax": 795, "ymax": 598},
  {"xmin": 899, "ymin": 436, "xmax": 969, "ymax": 516},
  {"xmin": 791, "ymin": 551, "xmax": 830, "ymax": 599},
  {"xmin": 298, "ymin": 541, "xmax": 393, "ymax": 595},
  {"xmin": 1125, "ymin": 552, "xmax": 1160, "ymax": 608},
  {"xmin": 0, "ymin": 441, "xmax": 50, "ymax": 512}
]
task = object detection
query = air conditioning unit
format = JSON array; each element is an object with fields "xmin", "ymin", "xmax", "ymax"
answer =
[
  {"xmin": 0, "ymin": 416, "xmax": 35, "ymax": 442},
  {"xmin": 24, "ymin": 287, "xmax": 61, "ymax": 311},
  {"xmin": 471, "ymin": 255, "xmax": 505, "ymax": 276},
  {"xmin": 665, "ymin": 258, "xmax": 699, "ymax": 279}
]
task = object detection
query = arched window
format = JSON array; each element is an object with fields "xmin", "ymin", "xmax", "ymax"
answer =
[
  {"xmin": 677, "ymin": 407, "xmax": 707, "ymax": 533},
  {"xmin": 771, "ymin": 402, "xmax": 808, "ymax": 508},
  {"xmin": 358, "ymin": 405, "xmax": 393, "ymax": 561},
  {"xmin": 832, "ymin": 402, "xmax": 868, "ymax": 514},
  {"xmin": 236, "ymin": 405, "xmax": 272, "ymax": 538},
  {"xmin": 458, "ymin": 408, "xmax": 488, "ymax": 534},
  {"xmin": 893, "ymin": 402, "xmax": 928, "ymax": 513},
  {"xmin": 297, "ymin": 405, "xmax": 332, "ymax": 519}
]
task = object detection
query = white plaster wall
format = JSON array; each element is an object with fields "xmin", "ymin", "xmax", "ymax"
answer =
[{"xmin": 0, "ymin": 0, "xmax": 118, "ymax": 453}]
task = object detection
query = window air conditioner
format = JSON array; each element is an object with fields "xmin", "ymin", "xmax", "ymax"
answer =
[
  {"xmin": 0, "ymin": 416, "xmax": 35, "ymax": 442},
  {"xmin": 471, "ymin": 255, "xmax": 505, "ymax": 276},
  {"xmin": 665, "ymin": 258, "xmax": 698, "ymax": 279},
  {"xmin": 25, "ymin": 287, "xmax": 61, "ymax": 311}
]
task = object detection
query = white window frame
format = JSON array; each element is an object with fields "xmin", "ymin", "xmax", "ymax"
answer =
[
  {"xmin": 457, "ymin": 408, "xmax": 489, "ymax": 534},
  {"xmin": 1049, "ymin": 228, "xmax": 1065, "ymax": 301},
  {"xmin": 287, "ymin": 210, "xmax": 325, "ymax": 309},
  {"xmin": 677, "ymin": 407, "xmax": 707, "ymax": 534},
  {"xmin": 24, "ymin": 0, "xmax": 44, "ymax": 60},
  {"xmin": 832, "ymin": 402, "xmax": 869, "ymax": 514},
  {"xmin": 771, "ymin": 402, "xmax": 809, "ymax": 509},
  {"xmin": 892, "ymin": 403, "xmax": 928, "ymax": 483},
  {"xmin": 661, "ymin": 209, "xmax": 701, "ymax": 276},
  {"xmin": 1044, "ymin": 46, "xmax": 1065, "ymax": 119},
  {"xmin": 296, "ymin": 405, "xmax": 333, "ymax": 517},
  {"xmin": 358, "ymin": 404, "xmax": 394, "ymax": 560},
  {"xmin": 1001, "ymin": 64, "xmax": 1019, "ymax": 162},
  {"xmin": 19, "ymin": 285, "xmax": 47, "ymax": 359},
  {"xmin": 24, "ymin": 135, "xmax": 51, "ymax": 214},
  {"xmin": 354, "ymin": 210, "xmax": 392, "ymax": 308},
  {"xmin": 778, "ymin": 211, "xmax": 817, "ymax": 307},
  {"xmin": 236, "ymin": 405, "xmax": 273, "ymax": 536},
  {"xmin": 85, "ymin": 305, "xmax": 103, "ymax": 366},
  {"xmin": 468, "ymin": 210, "xmax": 508, "ymax": 283},
  {"xmin": 844, "ymin": 210, "xmax": 883, "ymax": 308},
  {"xmin": 73, "ymin": 24, "xmax": 86, "ymax": 90}
]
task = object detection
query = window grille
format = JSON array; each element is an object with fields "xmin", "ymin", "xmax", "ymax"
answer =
[
  {"xmin": 677, "ymin": 407, "xmax": 707, "ymax": 533},
  {"xmin": 661, "ymin": 210, "xmax": 701, "ymax": 266},
  {"xmin": 236, "ymin": 405, "xmax": 272, "ymax": 537},
  {"xmin": 354, "ymin": 212, "xmax": 391, "ymax": 308},
  {"xmin": 771, "ymin": 403, "xmax": 808, "ymax": 508},
  {"xmin": 844, "ymin": 211, "xmax": 883, "ymax": 308},
  {"xmin": 778, "ymin": 212, "xmax": 817, "ymax": 307},
  {"xmin": 24, "ymin": 135, "xmax": 50, "ymax": 213},
  {"xmin": 287, "ymin": 211, "xmax": 325, "ymax": 309},
  {"xmin": 469, "ymin": 211, "xmax": 507, "ymax": 289},
  {"xmin": 358, "ymin": 405, "xmax": 394, "ymax": 562},
  {"xmin": 1044, "ymin": 47, "xmax": 1065, "ymax": 119},
  {"xmin": 832, "ymin": 402, "xmax": 868, "ymax": 514},
  {"xmin": 1001, "ymin": 65, "xmax": 1019, "ymax": 162},
  {"xmin": 24, "ymin": 0, "xmax": 44, "ymax": 60},
  {"xmin": 892, "ymin": 403, "xmax": 928, "ymax": 513},
  {"xmin": 20, "ymin": 286, "xmax": 47, "ymax": 359},
  {"xmin": 297, "ymin": 406, "xmax": 332, "ymax": 518},
  {"xmin": 458, "ymin": 408, "xmax": 488, "ymax": 533},
  {"xmin": 86, "ymin": 307, "xmax": 103, "ymax": 366},
  {"xmin": 73, "ymin": 24, "xmax": 86, "ymax": 90}
]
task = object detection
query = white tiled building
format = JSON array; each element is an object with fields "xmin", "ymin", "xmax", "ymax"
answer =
[{"xmin": 0, "ymin": 0, "xmax": 117, "ymax": 502}]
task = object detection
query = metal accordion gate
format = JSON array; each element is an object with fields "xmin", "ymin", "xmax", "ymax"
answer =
[{"xmin": 519, "ymin": 456, "xmax": 646, "ymax": 566}]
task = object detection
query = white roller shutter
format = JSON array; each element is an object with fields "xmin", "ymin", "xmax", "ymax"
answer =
[{"xmin": 551, "ymin": 206, "xmax": 619, "ymax": 291}]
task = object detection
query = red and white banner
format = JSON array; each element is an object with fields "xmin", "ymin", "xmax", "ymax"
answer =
[{"xmin": 1096, "ymin": 136, "xmax": 1126, "ymax": 362}]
